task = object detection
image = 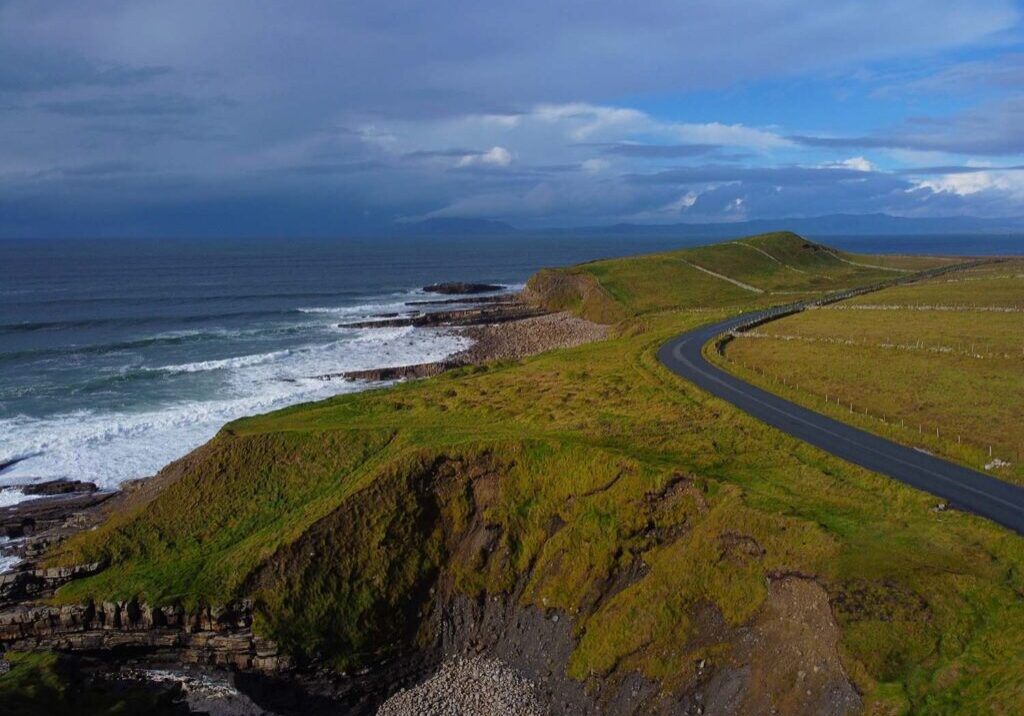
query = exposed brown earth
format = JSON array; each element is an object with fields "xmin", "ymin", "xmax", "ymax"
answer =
[{"xmin": 0, "ymin": 452, "xmax": 861, "ymax": 716}]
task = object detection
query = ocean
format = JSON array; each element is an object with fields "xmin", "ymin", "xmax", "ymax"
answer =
[{"xmin": 2, "ymin": 233, "xmax": 1021, "ymax": 506}]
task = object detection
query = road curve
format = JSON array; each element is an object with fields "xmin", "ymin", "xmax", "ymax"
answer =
[{"xmin": 658, "ymin": 308, "xmax": 1024, "ymax": 535}]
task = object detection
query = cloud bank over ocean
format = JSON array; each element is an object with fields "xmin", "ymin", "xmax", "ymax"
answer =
[{"xmin": 2, "ymin": 0, "xmax": 1024, "ymax": 235}]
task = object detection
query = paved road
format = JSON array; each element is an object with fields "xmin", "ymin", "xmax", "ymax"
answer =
[{"xmin": 658, "ymin": 307, "xmax": 1024, "ymax": 535}]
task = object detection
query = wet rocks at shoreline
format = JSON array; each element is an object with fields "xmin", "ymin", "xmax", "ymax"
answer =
[
  {"xmin": 327, "ymin": 362, "xmax": 451, "ymax": 383},
  {"xmin": 422, "ymin": 282, "xmax": 505, "ymax": 295},
  {"xmin": 341, "ymin": 303, "xmax": 546, "ymax": 330},
  {"xmin": 2, "ymin": 488, "xmax": 112, "ymax": 542},
  {"xmin": 406, "ymin": 295, "xmax": 517, "ymax": 307},
  {"xmin": 323, "ymin": 311, "xmax": 607, "ymax": 385},
  {"xmin": 21, "ymin": 478, "xmax": 98, "ymax": 497},
  {"xmin": 327, "ymin": 286, "xmax": 609, "ymax": 386}
]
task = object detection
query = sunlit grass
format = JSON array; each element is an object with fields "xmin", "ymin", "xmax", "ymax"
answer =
[
  {"xmin": 46, "ymin": 235, "xmax": 1024, "ymax": 712},
  {"xmin": 726, "ymin": 259, "xmax": 1024, "ymax": 482}
]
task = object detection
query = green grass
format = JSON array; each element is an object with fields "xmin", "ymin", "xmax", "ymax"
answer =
[
  {"xmin": 0, "ymin": 652, "xmax": 183, "ymax": 716},
  {"xmin": 45, "ymin": 233, "xmax": 1024, "ymax": 713},
  {"xmin": 528, "ymin": 232, "xmax": 953, "ymax": 321},
  {"xmin": 725, "ymin": 259, "xmax": 1024, "ymax": 482}
]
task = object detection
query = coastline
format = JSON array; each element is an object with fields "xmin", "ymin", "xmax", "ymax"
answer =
[
  {"xmin": 335, "ymin": 310, "xmax": 607, "ymax": 382},
  {"xmin": 0, "ymin": 283, "xmax": 609, "ymax": 714},
  {"xmin": 0, "ymin": 286, "xmax": 606, "ymax": 579}
]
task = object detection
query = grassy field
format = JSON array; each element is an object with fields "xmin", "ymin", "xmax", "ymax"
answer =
[
  {"xmin": 44, "ymin": 234, "xmax": 1024, "ymax": 714},
  {"xmin": 725, "ymin": 259, "xmax": 1024, "ymax": 483}
]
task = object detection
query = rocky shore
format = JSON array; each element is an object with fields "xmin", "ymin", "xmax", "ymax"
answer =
[
  {"xmin": 329, "ymin": 288, "xmax": 607, "ymax": 383},
  {"xmin": 0, "ymin": 281, "xmax": 611, "ymax": 714},
  {"xmin": 340, "ymin": 302, "xmax": 545, "ymax": 329},
  {"xmin": 422, "ymin": 282, "xmax": 505, "ymax": 295}
]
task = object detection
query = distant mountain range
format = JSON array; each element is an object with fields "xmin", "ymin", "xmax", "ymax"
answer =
[{"xmin": 400, "ymin": 213, "xmax": 1024, "ymax": 238}]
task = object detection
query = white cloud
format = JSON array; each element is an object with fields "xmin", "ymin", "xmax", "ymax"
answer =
[
  {"xmin": 364, "ymin": 101, "xmax": 790, "ymax": 171},
  {"xmin": 667, "ymin": 191, "xmax": 698, "ymax": 212},
  {"xmin": 836, "ymin": 156, "xmax": 875, "ymax": 172},
  {"xmin": 913, "ymin": 168, "xmax": 1024, "ymax": 197},
  {"xmin": 457, "ymin": 145, "xmax": 512, "ymax": 167}
]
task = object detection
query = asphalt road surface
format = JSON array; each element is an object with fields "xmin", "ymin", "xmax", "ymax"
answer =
[{"xmin": 658, "ymin": 308, "xmax": 1024, "ymax": 535}]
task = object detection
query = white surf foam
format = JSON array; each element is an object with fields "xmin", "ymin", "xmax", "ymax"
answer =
[
  {"xmin": 0, "ymin": 536, "xmax": 21, "ymax": 573},
  {"xmin": 0, "ymin": 326, "xmax": 471, "ymax": 496},
  {"xmin": 0, "ymin": 489, "xmax": 39, "ymax": 508},
  {"xmin": 298, "ymin": 290, "xmax": 424, "ymax": 317},
  {"xmin": 148, "ymin": 349, "xmax": 292, "ymax": 375}
]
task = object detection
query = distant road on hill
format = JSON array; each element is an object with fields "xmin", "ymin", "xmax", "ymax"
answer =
[{"xmin": 659, "ymin": 300, "xmax": 1024, "ymax": 536}]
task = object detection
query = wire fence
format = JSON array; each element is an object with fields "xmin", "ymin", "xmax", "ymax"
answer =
[
  {"xmin": 712, "ymin": 258, "xmax": 1018, "ymax": 474},
  {"xmin": 726, "ymin": 355, "xmax": 1018, "ymax": 472}
]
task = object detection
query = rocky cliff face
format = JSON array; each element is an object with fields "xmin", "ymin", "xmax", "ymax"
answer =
[
  {"xmin": 0, "ymin": 474, "xmax": 287, "ymax": 695},
  {"xmin": 1, "ymin": 599, "xmax": 286, "ymax": 672},
  {"xmin": 1, "ymin": 439, "xmax": 859, "ymax": 715}
]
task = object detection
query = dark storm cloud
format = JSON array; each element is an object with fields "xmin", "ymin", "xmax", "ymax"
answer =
[
  {"xmin": 592, "ymin": 143, "xmax": 723, "ymax": 158},
  {"xmin": 403, "ymin": 148, "xmax": 482, "ymax": 160},
  {"xmin": 787, "ymin": 135, "xmax": 899, "ymax": 149},
  {"xmin": 674, "ymin": 169, "xmax": 946, "ymax": 221},
  {"xmin": 0, "ymin": 48, "xmax": 170, "ymax": 93},
  {"xmin": 39, "ymin": 94, "xmax": 234, "ymax": 117},
  {"xmin": 628, "ymin": 165, "xmax": 878, "ymax": 186},
  {"xmin": 284, "ymin": 160, "xmax": 388, "ymax": 176},
  {"xmin": 2, "ymin": 0, "xmax": 1023, "ymax": 235},
  {"xmin": 790, "ymin": 98, "xmax": 1024, "ymax": 156},
  {"xmin": 59, "ymin": 160, "xmax": 138, "ymax": 177}
]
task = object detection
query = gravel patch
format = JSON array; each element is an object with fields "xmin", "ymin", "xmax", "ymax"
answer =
[
  {"xmin": 377, "ymin": 656, "xmax": 545, "ymax": 716},
  {"xmin": 455, "ymin": 311, "xmax": 608, "ymax": 364}
]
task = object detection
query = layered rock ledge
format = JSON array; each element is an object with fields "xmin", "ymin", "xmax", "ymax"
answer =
[{"xmin": 422, "ymin": 282, "xmax": 505, "ymax": 295}]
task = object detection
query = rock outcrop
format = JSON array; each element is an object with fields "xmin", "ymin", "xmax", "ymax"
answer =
[
  {"xmin": 340, "ymin": 303, "xmax": 545, "ymax": 329},
  {"xmin": 21, "ymin": 479, "xmax": 99, "ymax": 496},
  {"xmin": 2, "ymin": 491, "xmax": 113, "ymax": 542},
  {"xmin": 422, "ymin": 282, "xmax": 504, "ymax": 295},
  {"xmin": 0, "ymin": 600, "xmax": 286, "ymax": 672},
  {"xmin": 0, "ymin": 562, "xmax": 104, "ymax": 605}
]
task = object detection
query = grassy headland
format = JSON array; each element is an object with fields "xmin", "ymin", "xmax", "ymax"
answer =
[{"xmin": 44, "ymin": 233, "xmax": 1024, "ymax": 713}]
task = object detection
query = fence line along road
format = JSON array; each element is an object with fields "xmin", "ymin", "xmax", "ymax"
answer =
[{"xmin": 657, "ymin": 260, "xmax": 1024, "ymax": 535}]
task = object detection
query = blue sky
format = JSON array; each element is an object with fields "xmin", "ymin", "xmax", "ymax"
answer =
[{"xmin": 2, "ymin": 0, "xmax": 1024, "ymax": 236}]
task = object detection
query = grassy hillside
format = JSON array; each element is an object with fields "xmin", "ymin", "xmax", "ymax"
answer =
[
  {"xmin": 525, "ymin": 232, "xmax": 956, "ymax": 321},
  {"xmin": 46, "ymin": 234, "xmax": 1024, "ymax": 713},
  {"xmin": 724, "ymin": 259, "xmax": 1024, "ymax": 484}
]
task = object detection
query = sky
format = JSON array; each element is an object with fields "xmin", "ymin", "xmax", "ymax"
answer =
[{"xmin": 3, "ymin": 0, "xmax": 1024, "ymax": 237}]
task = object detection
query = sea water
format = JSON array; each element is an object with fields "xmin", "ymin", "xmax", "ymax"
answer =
[{"xmin": 2, "ymin": 233, "xmax": 1020, "ymax": 502}]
